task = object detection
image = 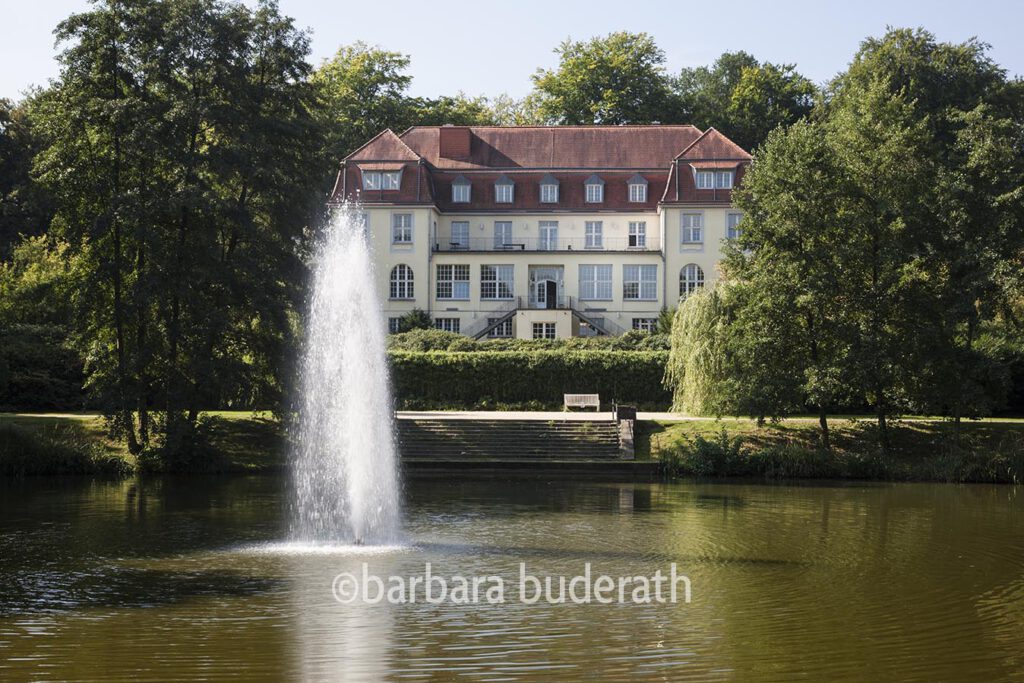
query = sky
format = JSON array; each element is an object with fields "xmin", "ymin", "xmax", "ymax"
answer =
[{"xmin": 1, "ymin": 0, "xmax": 1021, "ymax": 102}]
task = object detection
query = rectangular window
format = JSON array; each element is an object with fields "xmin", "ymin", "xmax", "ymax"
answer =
[
  {"xmin": 727, "ymin": 213, "xmax": 742, "ymax": 240},
  {"xmin": 539, "ymin": 221, "xmax": 558, "ymax": 250},
  {"xmin": 382, "ymin": 171, "xmax": 401, "ymax": 189},
  {"xmin": 363, "ymin": 171, "xmax": 382, "ymax": 190},
  {"xmin": 585, "ymin": 221, "xmax": 603, "ymax": 249},
  {"xmin": 532, "ymin": 322, "xmax": 557, "ymax": 339},
  {"xmin": 392, "ymin": 213, "xmax": 413, "ymax": 244},
  {"xmin": 388, "ymin": 317, "xmax": 401, "ymax": 334},
  {"xmin": 715, "ymin": 171, "xmax": 734, "ymax": 189},
  {"xmin": 436, "ymin": 264, "xmax": 470, "ymax": 300},
  {"xmin": 628, "ymin": 221, "xmax": 647, "ymax": 248},
  {"xmin": 452, "ymin": 183, "xmax": 470, "ymax": 203},
  {"xmin": 623, "ymin": 265, "xmax": 657, "ymax": 300},
  {"xmin": 632, "ymin": 318, "xmax": 657, "ymax": 333},
  {"xmin": 433, "ymin": 318, "xmax": 460, "ymax": 333},
  {"xmin": 579, "ymin": 264, "xmax": 613, "ymax": 300},
  {"xmin": 487, "ymin": 318, "xmax": 513, "ymax": 338},
  {"xmin": 451, "ymin": 221, "xmax": 470, "ymax": 249},
  {"xmin": 629, "ymin": 183, "xmax": 647, "ymax": 202},
  {"xmin": 681, "ymin": 213, "xmax": 703, "ymax": 244},
  {"xmin": 585, "ymin": 184, "xmax": 603, "ymax": 203},
  {"xmin": 696, "ymin": 171, "xmax": 714, "ymax": 189},
  {"xmin": 481, "ymin": 265, "xmax": 514, "ymax": 300},
  {"xmin": 540, "ymin": 184, "xmax": 559, "ymax": 203},
  {"xmin": 495, "ymin": 184, "xmax": 514, "ymax": 203},
  {"xmin": 494, "ymin": 221, "xmax": 513, "ymax": 249}
]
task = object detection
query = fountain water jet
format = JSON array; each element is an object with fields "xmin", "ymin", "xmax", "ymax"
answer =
[{"xmin": 291, "ymin": 203, "xmax": 401, "ymax": 546}]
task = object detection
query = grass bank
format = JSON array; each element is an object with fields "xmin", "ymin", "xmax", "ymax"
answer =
[
  {"xmin": 637, "ymin": 418, "xmax": 1024, "ymax": 483},
  {"xmin": 0, "ymin": 412, "xmax": 285, "ymax": 476}
]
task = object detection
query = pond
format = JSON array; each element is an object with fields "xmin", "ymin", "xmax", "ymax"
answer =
[{"xmin": 0, "ymin": 475, "xmax": 1021, "ymax": 681}]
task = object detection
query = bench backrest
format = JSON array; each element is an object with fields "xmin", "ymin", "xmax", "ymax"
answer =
[{"xmin": 564, "ymin": 394, "xmax": 600, "ymax": 407}]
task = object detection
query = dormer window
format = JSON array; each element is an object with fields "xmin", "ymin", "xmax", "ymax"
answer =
[
  {"xmin": 695, "ymin": 169, "xmax": 734, "ymax": 189},
  {"xmin": 584, "ymin": 174, "xmax": 604, "ymax": 203},
  {"xmin": 540, "ymin": 173, "xmax": 559, "ymax": 203},
  {"xmin": 363, "ymin": 170, "xmax": 401, "ymax": 190},
  {"xmin": 451, "ymin": 176, "xmax": 471, "ymax": 203},
  {"xmin": 627, "ymin": 174, "xmax": 648, "ymax": 202},
  {"xmin": 495, "ymin": 175, "xmax": 514, "ymax": 203}
]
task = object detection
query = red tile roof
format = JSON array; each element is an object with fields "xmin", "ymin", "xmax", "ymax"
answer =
[
  {"xmin": 399, "ymin": 125, "xmax": 703, "ymax": 169},
  {"xmin": 332, "ymin": 125, "xmax": 751, "ymax": 208}
]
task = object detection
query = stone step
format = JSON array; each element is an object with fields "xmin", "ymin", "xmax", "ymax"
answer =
[{"xmin": 395, "ymin": 418, "xmax": 622, "ymax": 460}]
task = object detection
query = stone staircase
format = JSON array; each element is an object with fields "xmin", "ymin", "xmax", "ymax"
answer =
[{"xmin": 396, "ymin": 418, "xmax": 622, "ymax": 460}]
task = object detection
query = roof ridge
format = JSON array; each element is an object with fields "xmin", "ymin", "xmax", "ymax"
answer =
[
  {"xmin": 345, "ymin": 128, "xmax": 421, "ymax": 162},
  {"xmin": 403, "ymin": 124, "xmax": 702, "ymax": 131}
]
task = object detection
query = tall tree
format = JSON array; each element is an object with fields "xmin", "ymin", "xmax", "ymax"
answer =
[
  {"xmin": 531, "ymin": 32, "xmax": 681, "ymax": 125},
  {"xmin": 0, "ymin": 94, "xmax": 55, "ymax": 258},
  {"xmin": 675, "ymin": 51, "xmax": 816, "ymax": 151},
  {"xmin": 34, "ymin": 0, "xmax": 325, "ymax": 463}
]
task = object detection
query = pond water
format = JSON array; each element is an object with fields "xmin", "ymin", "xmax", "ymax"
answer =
[{"xmin": 0, "ymin": 475, "xmax": 1021, "ymax": 681}]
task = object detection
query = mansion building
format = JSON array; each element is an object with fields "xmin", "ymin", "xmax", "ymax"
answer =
[{"xmin": 330, "ymin": 125, "xmax": 751, "ymax": 339}]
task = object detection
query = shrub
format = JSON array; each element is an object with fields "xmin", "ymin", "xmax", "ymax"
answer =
[
  {"xmin": 387, "ymin": 328, "xmax": 464, "ymax": 352},
  {"xmin": 389, "ymin": 349, "xmax": 670, "ymax": 409},
  {"xmin": 0, "ymin": 421, "xmax": 129, "ymax": 476}
]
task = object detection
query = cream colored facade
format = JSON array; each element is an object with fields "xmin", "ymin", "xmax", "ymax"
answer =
[{"xmin": 369, "ymin": 204, "xmax": 740, "ymax": 339}]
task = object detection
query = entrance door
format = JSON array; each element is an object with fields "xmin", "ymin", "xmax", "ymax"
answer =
[{"xmin": 545, "ymin": 280, "xmax": 558, "ymax": 309}]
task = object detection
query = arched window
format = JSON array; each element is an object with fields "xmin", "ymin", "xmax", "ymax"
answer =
[
  {"xmin": 390, "ymin": 264, "xmax": 414, "ymax": 299},
  {"xmin": 679, "ymin": 264, "xmax": 704, "ymax": 299}
]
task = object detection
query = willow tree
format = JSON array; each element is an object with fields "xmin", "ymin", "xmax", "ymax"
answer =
[{"xmin": 664, "ymin": 284, "xmax": 737, "ymax": 416}]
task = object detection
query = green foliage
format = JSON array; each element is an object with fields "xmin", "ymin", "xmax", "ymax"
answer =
[
  {"xmin": 675, "ymin": 51, "xmax": 817, "ymax": 151},
  {"xmin": 531, "ymin": 32, "xmax": 682, "ymax": 125},
  {"xmin": 387, "ymin": 328, "xmax": 465, "ymax": 351},
  {"xmin": 0, "ymin": 324, "xmax": 85, "ymax": 411},
  {"xmin": 0, "ymin": 94, "xmax": 55, "ymax": 258},
  {"xmin": 389, "ymin": 350, "xmax": 670, "ymax": 409},
  {"xmin": 396, "ymin": 308, "xmax": 432, "ymax": 333},
  {"xmin": 31, "ymin": 0, "xmax": 327, "ymax": 456},
  {"xmin": 664, "ymin": 284, "xmax": 738, "ymax": 415},
  {"xmin": 0, "ymin": 421, "xmax": 129, "ymax": 476}
]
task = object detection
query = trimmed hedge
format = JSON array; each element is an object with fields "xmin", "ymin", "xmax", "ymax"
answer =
[{"xmin": 388, "ymin": 350, "xmax": 670, "ymax": 409}]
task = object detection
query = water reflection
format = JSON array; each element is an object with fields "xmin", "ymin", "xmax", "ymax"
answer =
[{"xmin": 0, "ymin": 476, "xmax": 1021, "ymax": 680}]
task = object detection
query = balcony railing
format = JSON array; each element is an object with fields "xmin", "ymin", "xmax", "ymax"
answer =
[{"xmin": 433, "ymin": 236, "xmax": 660, "ymax": 252}]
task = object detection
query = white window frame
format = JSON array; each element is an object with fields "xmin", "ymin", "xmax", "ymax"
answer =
[
  {"xmin": 362, "ymin": 171, "xmax": 382, "ymax": 190},
  {"xmin": 540, "ymin": 183, "xmax": 559, "ymax": 203},
  {"xmin": 392, "ymin": 213, "xmax": 413, "ymax": 244},
  {"xmin": 628, "ymin": 183, "xmax": 647, "ymax": 203},
  {"xmin": 680, "ymin": 263, "xmax": 705, "ymax": 299},
  {"xmin": 585, "ymin": 183, "xmax": 604, "ymax": 203},
  {"xmin": 451, "ymin": 221, "xmax": 470, "ymax": 249},
  {"xmin": 579, "ymin": 264, "xmax": 612, "ymax": 301},
  {"xmin": 696, "ymin": 170, "xmax": 715, "ymax": 189},
  {"xmin": 388, "ymin": 317, "xmax": 401, "ymax": 334},
  {"xmin": 538, "ymin": 221, "xmax": 558, "ymax": 251},
  {"xmin": 487, "ymin": 318, "xmax": 513, "ymax": 338},
  {"xmin": 632, "ymin": 318, "xmax": 657, "ymax": 333},
  {"xmin": 532, "ymin": 322, "xmax": 557, "ymax": 339},
  {"xmin": 628, "ymin": 221, "xmax": 647, "ymax": 248},
  {"xmin": 452, "ymin": 183, "xmax": 470, "ymax": 203},
  {"xmin": 381, "ymin": 171, "xmax": 401, "ymax": 190},
  {"xmin": 495, "ymin": 183, "xmax": 514, "ymax": 203},
  {"xmin": 584, "ymin": 221, "xmax": 603, "ymax": 249},
  {"xmin": 494, "ymin": 221, "xmax": 513, "ymax": 249},
  {"xmin": 623, "ymin": 264, "xmax": 657, "ymax": 301},
  {"xmin": 727, "ymin": 213, "xmax": 743, "ymax": 240},
  {"xmin": 389, "ymin": 264, "xmax": 414, "ymax": 300},
  {"xmin": 436, "ymin": 264, "xmax": 470, "ymax": 300},
  {"xmin": 481, "ymin": 265, "xmax": 514, "ymax": 300},
  {"xmin": 715, "ymin": 171, "xmax": 734, "ymax": 189},
  {"xmin": 681, "ymin": 213, "xmax": 703, "ymax": 244},
  {"xmin": 433, "ymin": 318, "xmax": 460, "ymax": 333}
]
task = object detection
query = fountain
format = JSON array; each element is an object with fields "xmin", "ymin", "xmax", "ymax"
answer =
[{"xmin": 290, "ymin": 202, "xmax": 401, "ymax": 546}]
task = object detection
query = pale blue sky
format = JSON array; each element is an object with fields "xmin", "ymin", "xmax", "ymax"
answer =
[{"xmin": 1, "ymin": 0, "xmax": 1020, "ymax": 101}]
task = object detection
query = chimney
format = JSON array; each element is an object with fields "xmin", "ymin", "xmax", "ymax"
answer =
[{"xmin": 439, "ymin": 125, "xmax": 472, "ymax": 159}]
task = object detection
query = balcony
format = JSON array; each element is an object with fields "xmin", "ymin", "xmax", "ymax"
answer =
[{"xmin": 433, "ymin": 236, "xmax": 660, "ymax": 253}]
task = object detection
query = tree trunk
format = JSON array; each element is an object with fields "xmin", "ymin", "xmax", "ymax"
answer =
[{"xmin": 818, "ymin": 407, "xmax": 831, "ymax": 450}]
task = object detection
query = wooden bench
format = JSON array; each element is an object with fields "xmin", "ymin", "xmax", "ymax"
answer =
[{"xmin": 564, "ymin": 394, "xmax": 600, "ymax": 411}]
